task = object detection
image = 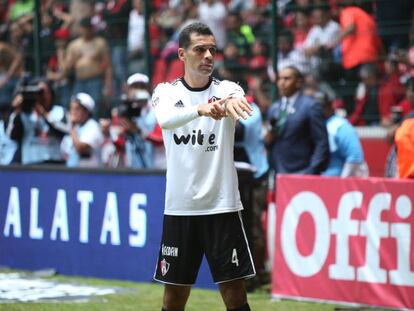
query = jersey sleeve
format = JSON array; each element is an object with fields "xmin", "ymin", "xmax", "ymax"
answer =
[
  {"xmin": 152, "ymin": 83, "xmax": 200, "ymax": 130},
  {"xmin": 220, "ymin": 80, "xmax": 245, "ymax": 99}
]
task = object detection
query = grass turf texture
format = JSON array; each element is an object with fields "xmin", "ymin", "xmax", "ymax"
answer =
[{"xmin": 0, "ymin": 273, "xmax": 338, "ymax": 311}]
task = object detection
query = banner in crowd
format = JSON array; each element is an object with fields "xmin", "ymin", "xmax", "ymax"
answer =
[
  {"xmin": 0, "ymin": 168, "xmax": 213, "ymax": 288},
  {"xmin": 272, "ymin": 175, "xmax": 414, "ymax": 310}
]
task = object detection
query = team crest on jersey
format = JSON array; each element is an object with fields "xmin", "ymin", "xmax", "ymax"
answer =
[
  {"xmin": 208, "ymin": 96, "xmax": 221, "ymax": 103},
  {"xmin": 160, "ymin": 258, "xmax": 170, "ymax": 276}
]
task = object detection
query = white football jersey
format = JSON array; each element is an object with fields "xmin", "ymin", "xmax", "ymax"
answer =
[{"xmin": 152, "ymin": 77, "xmax": 245, "ymax": 215}]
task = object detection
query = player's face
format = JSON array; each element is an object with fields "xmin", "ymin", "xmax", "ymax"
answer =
[
  {"xmin": 277, "ymin": 68, "xmax": 301, "ymax": 97},
  {"xmin": 179, "ymin": 33, "xmax": 217, "ymax": 78}
]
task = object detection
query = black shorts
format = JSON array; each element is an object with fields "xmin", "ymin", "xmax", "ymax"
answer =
[{"xmin": 153, "ymin": 211, "xmax": 256, "ymax": 285}]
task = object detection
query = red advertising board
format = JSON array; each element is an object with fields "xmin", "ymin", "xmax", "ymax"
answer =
[{"xmin": 272, "ymin": 175, "xmax": 414, "ymax": 310}]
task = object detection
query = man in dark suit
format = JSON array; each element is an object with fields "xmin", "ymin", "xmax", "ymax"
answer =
[{"xmin": 265, "ymin": 66, "xmax": 329, "ymax": 175}]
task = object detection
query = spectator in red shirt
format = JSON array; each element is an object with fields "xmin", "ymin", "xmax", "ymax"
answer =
[
  {"xmin": 349, "ymin": 63, "xmax": 382, "ymax": 125},
  {"xmin": 378, "ymin": 53, "xmax": 406, "ymax": 126},
  {"xmin": 292, "ymin": 7, "xmax": 311, "ymax": 50},
  {"xmin": 330, "ymin": 2, "xmax": 383, "ymax": 114},
  {"xmin": 350, "ymin": 57, "xmax": 405, "ymax": 127},
  {"xmin": 333, "ymin": 2, "xmax": 383, "ymax": 74}
]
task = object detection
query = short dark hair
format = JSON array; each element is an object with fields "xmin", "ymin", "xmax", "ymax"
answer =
[
  {"xmin": 283, "ymin": 65, "xmax": 304, "ymax": 81},
  {"xmin": 178, "ymin": 22, "xmax": 214, "ymax": 49}
]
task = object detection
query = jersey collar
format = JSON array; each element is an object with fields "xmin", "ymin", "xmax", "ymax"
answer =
[{"xmin": 181, "ymin": 76, "xmax": 212, "ymax": 92}]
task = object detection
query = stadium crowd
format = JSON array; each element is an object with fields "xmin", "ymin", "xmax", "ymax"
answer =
[{"xmin": 0, "ymin": 0, "xmax": 413, "ymax": 178}]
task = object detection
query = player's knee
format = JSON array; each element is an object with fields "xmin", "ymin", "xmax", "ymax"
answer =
[
  {"xmin": 163, "ymin": 285, "xmax": 190, "ymax": 310},
  {"xmin": 227, "ymin": 303, "xmax": 251, "ymax": 311},
  {"xmin": 164, "ymin": 284, "xmax": 190, "ymax": 299}
]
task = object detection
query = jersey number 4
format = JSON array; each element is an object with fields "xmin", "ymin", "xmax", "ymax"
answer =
[{"xmin": 232, "ymin": 248, "xmax": 239, "ymax": 267}]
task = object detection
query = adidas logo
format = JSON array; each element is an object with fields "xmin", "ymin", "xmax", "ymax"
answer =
[{"xmin": 174, "ymin": 100, "xmax": 184, "ymax": 108}]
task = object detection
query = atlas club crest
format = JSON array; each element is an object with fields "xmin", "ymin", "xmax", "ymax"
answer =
[{"xmin": 160, "ymin": 258, "xmax": 170, "ymax": 276}]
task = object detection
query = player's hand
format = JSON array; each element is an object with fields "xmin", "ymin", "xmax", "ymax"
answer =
[
  {"xmin": 224, "ymin": 96, "xmax": 253, "ymax": 121},
  {"xmin": 197, "ymin": 98, "xmax": 228, "ymax": 120}
]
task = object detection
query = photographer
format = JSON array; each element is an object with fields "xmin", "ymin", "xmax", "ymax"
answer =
[
  {"xmin": 60, "ymin": 93, "xmax": 104, "ymax": 168},
  {"xmin": 104, "ymin": 73, "xmax": 157, "ymax": 168},
  {"xmin": 7, "ymin": 78, "xmax": 68, "ymax": 164}
]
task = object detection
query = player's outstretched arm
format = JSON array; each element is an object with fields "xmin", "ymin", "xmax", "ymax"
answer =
[{"xmin": 153, "ymin": 83, "xmax": 202, "ymax": 129}]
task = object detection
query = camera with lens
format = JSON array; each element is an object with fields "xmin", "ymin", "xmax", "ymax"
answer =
[
  {"xmin": 118, "ymin": 98, "xmax": 143, "ymax": 118},
  {"xmin": 117, "ymin": 90, "xmax": 150, "ymax": 119},
  {"xmin": 18, "ymin": 84, "xmax": 44, "ymax": 113}
]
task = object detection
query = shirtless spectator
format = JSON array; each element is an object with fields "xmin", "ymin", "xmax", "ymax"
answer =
[{"xmin": 64, "ymin": 17, "xmax": 112, "ymax": 118}]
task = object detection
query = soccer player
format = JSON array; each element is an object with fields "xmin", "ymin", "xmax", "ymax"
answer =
[{"xmin": 152, "ymin": 22, "xmax": 255, "ymax": 311}]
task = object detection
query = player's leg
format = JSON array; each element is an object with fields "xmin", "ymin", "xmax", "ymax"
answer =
[
  {"xmin": 162, "ymin": 284, "xmax": 191, "ymax": 311},
  {"xmin": 202, "ymin": 211, "xmax": 255, "ymax": 310},
  {"xmin": 218, "ymin": 279, "xmax": 250, "ymax": 310},
  {"xmin": 154, "ymin": 215, "xmax": 203, "ymax": 311}
]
